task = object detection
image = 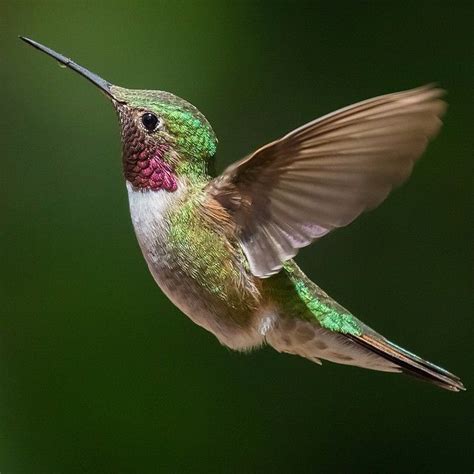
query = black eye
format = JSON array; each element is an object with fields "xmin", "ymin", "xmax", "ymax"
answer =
[{"xmin": 141, "ymin": 112, "xmax": 160, "ymax": 132}]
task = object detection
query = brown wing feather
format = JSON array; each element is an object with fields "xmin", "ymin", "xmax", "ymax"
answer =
[
  {"xmin": 208, "ymin": 85, "xmax": 446, "ymax": 277},
  {"xmin": 346, "ymin": 333, "xmax": 465, "ymax": 392}
]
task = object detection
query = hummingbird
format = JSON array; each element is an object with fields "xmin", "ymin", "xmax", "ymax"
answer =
[{"xmin": 21, "ymin": 36, "xmax": 464, "ymax": 392}]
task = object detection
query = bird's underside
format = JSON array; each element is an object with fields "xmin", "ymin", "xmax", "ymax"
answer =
[{"xmin": 140, "ymin": 213, "xmax": 464, "ymax": 393}]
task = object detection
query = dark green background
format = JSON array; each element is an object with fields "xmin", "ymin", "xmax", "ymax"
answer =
[{"xmin": 2, "ymin": 1, "xmax": 472, "ymax": 473}]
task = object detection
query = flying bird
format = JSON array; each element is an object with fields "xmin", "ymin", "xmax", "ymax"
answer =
[{"xmin": 21, "ymin": 36, "xmax": 464, "ymax": 392}]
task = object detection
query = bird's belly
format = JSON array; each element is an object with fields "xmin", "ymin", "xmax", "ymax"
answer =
[
  {"xmin": 126, "ymin": 183, "xmax": 263, "ymax": 349},
  {"xmin": 142, "ymin": 237, "xmax": 264, "ymax": 350}
]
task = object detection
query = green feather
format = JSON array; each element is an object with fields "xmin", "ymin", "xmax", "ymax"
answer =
[{"xmin": 281, "ymin": 261, "xmax": 363, "ymax": 336}]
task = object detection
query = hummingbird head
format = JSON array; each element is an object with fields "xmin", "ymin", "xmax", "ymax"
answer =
[
  {"xmin": 20, "ymin": 37, "xmax": 217, "ymax": 192},
  {"xmin": 110, "ymin": 87, "xmax": 217, "ymax": 191}
]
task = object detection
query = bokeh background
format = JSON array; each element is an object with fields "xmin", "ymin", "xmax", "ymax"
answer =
[{"xmin": 1, "ymin": 1, "xmax": 472, "ymax": 473}]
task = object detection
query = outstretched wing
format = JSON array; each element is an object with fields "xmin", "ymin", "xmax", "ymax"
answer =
[{"xmin": 207, "ymin": 85, "xmax": 446, "ymax": 277}]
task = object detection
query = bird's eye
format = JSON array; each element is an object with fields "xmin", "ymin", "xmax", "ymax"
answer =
[{"xmin": 141, "ymin": 112, "xmax": 160, "ymax": 132}]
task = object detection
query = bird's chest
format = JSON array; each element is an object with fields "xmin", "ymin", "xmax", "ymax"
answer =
[
  {"xmin": 126, "ymin": 182, "xmax": 255, "ymax": 325},
  {"xmin": 126, "ymin": 182, "xmax": 184, "ymax": 282},
  {"xmin": 126, "ymin": 182, "xmax": 265, "ymax": 350},
  {"xmin": 127, "ymin": 183, "xmax": 217, "ymax": 334}
]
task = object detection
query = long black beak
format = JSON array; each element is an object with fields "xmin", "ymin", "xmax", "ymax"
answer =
[{"xmin": 20, "ymin": 36, "xmax": 117, "ymax": 101}]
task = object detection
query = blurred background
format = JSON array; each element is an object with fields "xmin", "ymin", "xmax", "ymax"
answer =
[{"xmin": 1, "ymin": 1, "xmax": 472, "ymax": 472}]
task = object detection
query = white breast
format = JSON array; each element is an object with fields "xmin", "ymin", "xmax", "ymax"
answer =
[{"xmin": 126, "ymin": 181, "xmax": 185, "ymax": 258}]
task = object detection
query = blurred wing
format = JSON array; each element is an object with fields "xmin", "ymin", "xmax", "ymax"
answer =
[{"xmin": 208, "ymin": 85, "xmax": 446, "ymax": 277}]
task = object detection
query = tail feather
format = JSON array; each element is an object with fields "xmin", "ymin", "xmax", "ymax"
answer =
[
  {"xmin": 347, "ymin": 332, "xmax": 465, "ymax": 392},
  {"xmin": 267, "ymin": 260, "xmax": 465, "ymax": 392},
  {"xmin": 266, "ymin": 316, "xmax": 465, "ymax": 391}
]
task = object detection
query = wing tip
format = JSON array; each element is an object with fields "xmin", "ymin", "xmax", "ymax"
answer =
[{"xmin": 348, "ymin": 334, "xmax": 465, "ymax": 392}]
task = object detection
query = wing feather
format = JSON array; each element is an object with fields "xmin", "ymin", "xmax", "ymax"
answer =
[{"xmin": 207, "ymin": 85, "xmax": 446, "ymax": 277}]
